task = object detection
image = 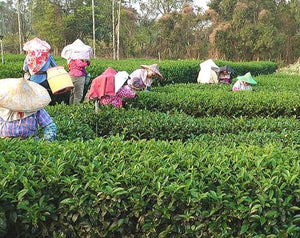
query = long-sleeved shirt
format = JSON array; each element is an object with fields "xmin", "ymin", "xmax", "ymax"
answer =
[
  {"xmin": 23, "ymin": 54, "xmax": 57, "ymax": 84},
  {"xmin": 68, "ymin": 59, "xmax": 90, "ymax": 77},
  {"xmin": 0, "ymin": 109, "xmax": 56, "ymax": 141},
  {"xmin": 232, "ymin": 80, "xmax": 252, "ymax": 91},
  {"xmin": 128, "ymin": 69, "xmax": 152, "ymax": 91}
]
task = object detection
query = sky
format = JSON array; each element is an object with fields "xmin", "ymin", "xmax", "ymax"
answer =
[{"xmin": 194, "ymin": 0, "xmax": 210, "ymax": 10}]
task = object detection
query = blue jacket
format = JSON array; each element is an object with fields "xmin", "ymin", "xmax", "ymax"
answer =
[{"xmin": 23, "ymin": 54, "xmax": 57, "ymax": 84}]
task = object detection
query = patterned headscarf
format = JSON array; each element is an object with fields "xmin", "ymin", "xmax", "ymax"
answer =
[{"xmin": 23, "ymin": 37, "xmax": 51, "ymax": 75}]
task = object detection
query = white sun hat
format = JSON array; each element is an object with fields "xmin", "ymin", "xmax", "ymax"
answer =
[
  {"xmin": 61, "ymin": 39, "xmax": 92, "ymax": 61},
  {"xmin": 23, "ymin": 37, "xmax": 51, "ymax": 52},
  {"xmin": 114, "ymin": 71, "xmax": 130, "ymax": 93}
]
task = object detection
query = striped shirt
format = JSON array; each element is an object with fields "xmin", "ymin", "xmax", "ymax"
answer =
[{"xmin": 0, "ymin": 109, "xmax": 56, "ymax": 141}]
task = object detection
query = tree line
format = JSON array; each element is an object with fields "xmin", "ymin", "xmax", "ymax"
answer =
[{"xmin": 0, "ymin": 0, "xmax": 299, "ymax": 64}]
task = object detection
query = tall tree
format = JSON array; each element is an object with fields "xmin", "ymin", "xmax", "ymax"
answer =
[
  {"xmin": 30, "ymin": 0, "xmax": 65, "ymax": 54},
  {"xmin": 112, "ymin": 0, "xmax": 116, "ymax": 59},
  {"xmin": 134, "ymin": 0, "xmax": 194, "ymax": 19},
  {"xmin": 118, "ymin": 7, "xmax": 138, "ymax": 57},
  {"xmin": 207, "ymin": 0, "xmax": 299, "ymax": 63},
  {"xmin": 1, "ymin": 0, "xmax": 298, "ymax": 63},
  {"xmin": 276, "ymin": 0, "xmax": 300, "ymax": 63},
  {"xmin": 152, "ymin": 3, "xmax": 203, "ymax": 59},
  {"xmin": 0, "ymin": 0, "xmax": 28, "ymax": 53},
  {"xmin": 17, "ymin": 0, "xmax": 22, "ymax": 53}
]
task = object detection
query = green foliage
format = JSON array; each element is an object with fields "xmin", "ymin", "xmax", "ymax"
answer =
[
  {"xmin": 30, "ymin": 0, "xmax": 65, "ymax": 51},
  {"xmin": 0, "ymin": 136, "xmax": 299, "ymax": 237},
  {"xmin": 129, "ymin": 74, "xmax": 299, "ymax": 118},
  {"xmin": 1, "ymin": 0, "xmax": 299, "ymax": 63},
  {"xmin": 48, "ymin": 102, "xmax": 299, "ymax": 144},
  {"xmin": 209, "ymin": 0, "xmax": 300, "ymax": 63},
  {"xmin": 0, "ymin": 55, "xmax": 298, "ymax": 237},
  {"xmin": 0, "ymin": 54, "xmax": 277, "ymax": 87}
]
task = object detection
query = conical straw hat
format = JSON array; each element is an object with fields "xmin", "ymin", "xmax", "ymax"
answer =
[
  {"xmin": 0, "ymin": 78, "xmax": 51, "ymax": 112},
  {"xmin": 237, "ymin": 72, "xmax": 257, "ymax": 85},
  {"xmin": 140, "ymin": 64, "xmax": 163, "ymax": 79}
]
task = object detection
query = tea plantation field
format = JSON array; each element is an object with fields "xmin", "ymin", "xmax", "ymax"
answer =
[{"xmin": 0, "ymin": 56, "xmax": 299, "ymax": 237}]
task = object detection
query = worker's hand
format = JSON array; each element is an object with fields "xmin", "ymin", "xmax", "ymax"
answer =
[{"xmin": 23, "ymin": 71, "xmax": 31, "ymax": 80}]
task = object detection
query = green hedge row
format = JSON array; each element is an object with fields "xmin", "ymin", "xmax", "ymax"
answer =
[
  {"xmin": 0, "ymin": 136, "xmax": 299, "ymax": 237},
  {"xmin": 46, "ymin": 103, "xmax": 299, "ymax": 144},
  {"xmin": 56, "ymin": 72, "xmax": 298, "ymax": 111},
  {"xmin": 0, "ymin": 54, "xmax": 277, "ymax": 85},
  {"xmin": 1, "ymin": 54, "xmax": 298, "ymax": 238},
  {"xmin": 129, "ymin": 73, "xmax": 299, "ymax": 118},
  {"xmin": 88, "ymin": 59, "xmax": 278, "ymax": 86}
]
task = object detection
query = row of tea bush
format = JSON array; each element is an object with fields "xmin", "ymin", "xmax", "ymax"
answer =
[
  {"xmin": 46, "ymin": 102, "xmax": 298, "ymax": 143},
  {"xmin": 0, "ymin": 54, "xmax": 277, "ymax": 86},
  {"xmin": 0, "ymin": 56, "xmax": 298, "ymax": 237},
  {"xmin": 1, "ymin": 78, "xmax": 299, "ymax": 237},
  {"xmin": 0, "ymin": 135, "xmax": 299, "ymax": 237}
]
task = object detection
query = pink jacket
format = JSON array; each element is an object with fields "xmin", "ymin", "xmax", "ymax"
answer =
[
  {"xmin": 89, "ymin": 67, "xmax": 117, "ymax": 99},
  {"xmin": 68, "ymin": 59, "xmax": 90, "ymax": 77}
]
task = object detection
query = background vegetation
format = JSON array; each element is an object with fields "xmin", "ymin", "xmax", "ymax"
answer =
[
  {"xmin": 0, "ymin": 0, "xmax": 299, "ymax": 65},
  {"xmin": 0, "ymin": 55, "xmax": 299, "ymax": 237}
]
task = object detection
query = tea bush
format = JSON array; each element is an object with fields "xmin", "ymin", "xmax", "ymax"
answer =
[
  {"xmin": 0, "ymin": 54, "xmax": 277, "ymax": 86},
  {"xmin": 0, "ymin": 56, "xmax": 298, "ymax": 237},
  {"xmin": 129, "ymin": 73, "xmax": 299, "ymax": 118},
  {"xmin": 0, "ymin": 137, "xmax": 299, "ymax": 237},
  {"xmin": 46, "ymin": 103, "xmax": 298, "ymax": 145}
]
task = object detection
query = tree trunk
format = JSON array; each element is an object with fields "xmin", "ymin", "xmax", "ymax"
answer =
[
  {"xmin": 92, "ymin": 0, "xmax": 96, "ymax": 58},
  {"xmin": 112, "ymin": 0, "xmax": 116, "ymax": 60},
  {"xmin": 116, "ymin": 0, "xmax": 121, "ymax": 60},
  {"xmin": 17, "ymin": 0, "xmax": 22, "ymax": 54}
]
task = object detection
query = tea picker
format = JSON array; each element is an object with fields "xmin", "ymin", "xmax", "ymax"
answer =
[
  {"xmin": 232, "ymin": 72, "xmax": 257, "ymax": 91},
  {"xmin": 196, "ymin": 59, "xmax": 220, "ymax": 84},
  {"xmin": 0, "ymin": 77, "xmax": 57, "ymax": 141},
  {"xmin": 23, "ymin": 37, "xmax": 58, "ymax": 104},
  {"xmin": 88, "ymin": 67, "xmax": 136, "ymax": 108},
  {"xmin": 61, "ymin": 39, "xmax": 92, "ymax": 105},
  {"xmin": 88, "ymin": 67, "xmax": 117, "ymax": 114},
  {"xmin": 218, "ymin": 65, "xmax": 234, "ymax": 84},
  {"xmin": 128, "ymin": 64, "xmax": 163, "ymax": 92},
  {"xmin": 87, "ymin": 67, "xmax": 136, "ymax": 133}
]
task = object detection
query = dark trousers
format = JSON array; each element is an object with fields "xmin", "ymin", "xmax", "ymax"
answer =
[{"xmin": 40, "ymin": 80, "xmax": 56, "ymax": 105}]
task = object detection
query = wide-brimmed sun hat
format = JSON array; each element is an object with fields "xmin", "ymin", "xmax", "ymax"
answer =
[
  {"xmin": 0, "ymin": 78, "xmax": 51, "ymax": 112},
  {"xmin": 237, "ymin": 72, "xmax": 257, "ymax": 85},
  {"xmin": 141, "ymin": 64, "xmax": 163, "ymax": 79},
  {"xmin": 61, "ymin": 39, "xmax": 92, "ymax": 61},
  {"xmin": 115, "ymin": 71, "xmax": 130, "ymax": 93},
  {"xmin": 23, "ymin": 37, "xmax": 51, "ymax": 52}
]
